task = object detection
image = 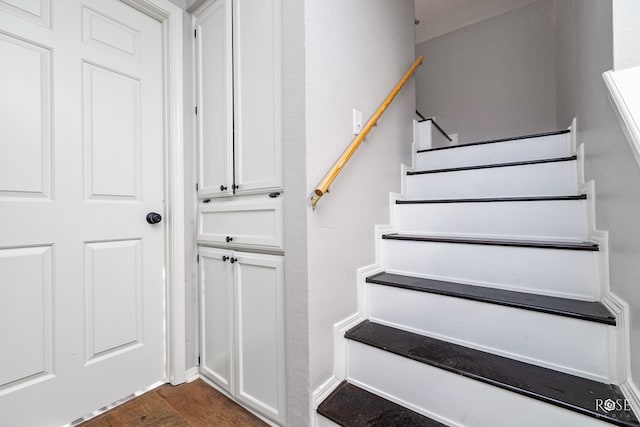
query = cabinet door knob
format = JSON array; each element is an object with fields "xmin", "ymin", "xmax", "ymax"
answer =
[
  {"xmin": 226, "ymin": 236, "xmax": 233, "ymax": 243},
  {"xmin": 222, "ymin": 256, "xmax": 229, "ymax": 262},
  {"xmin": 229, "ymin": 257, "xmax": 237, "ymax": 264},
  {"xmin": 220, "ymin": 185, "xmax": 227, "ymax": 191},
  {"xmin": 232, "ymin": 184, "xmax": 239, "ymax": 190}
]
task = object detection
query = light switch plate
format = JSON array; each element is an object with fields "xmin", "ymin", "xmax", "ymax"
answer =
[{"xmin": 353, "ymin": 108, "xmax": 363, "ymax": 135}]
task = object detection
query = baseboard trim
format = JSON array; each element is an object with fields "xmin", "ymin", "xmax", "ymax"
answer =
[
  {"xmin": 185, "ymin": 367, "xmax": 200, "ymax": 383},
  {"xmin": 311, "ymin": 376, "xmax": 342, "ymax": 412},
  {"xmin": 601, "ymin": 290, "xmax": 630, "ymax": 385},
  {"xmin": 621, "ymin": 379, "xmax": 640, "ymax": 417}
]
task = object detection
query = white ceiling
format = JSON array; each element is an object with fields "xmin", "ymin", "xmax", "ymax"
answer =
[{"xmin": 415, "ymin": 0, "xmax": 539, "ymax": 44}]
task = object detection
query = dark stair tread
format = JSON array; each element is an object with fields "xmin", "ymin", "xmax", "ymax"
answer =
[
  {"xmin": 396, "ymin": 194, "xmax": 587, "ymax": 204},
  {"xmin": 347, "ymin": 321, "xmax": 639, "ymax": 427},
  {"xmin": 317, "ymin": 381, "xmax": 446, "ymax": 427},
  {"xmin": 407, "ymin": 155, "xmax": 577, "ymax": 176},
  {"xmin": 382, "ymin": 233, "xmax": 599, "ymax": 251},
  {"xmin": 366, "ymin": 272, "xmax": 615, "ymax": 325},
  {"xmin": 417, "ymin": 129, "xmax": 571, "ymax": 153}
]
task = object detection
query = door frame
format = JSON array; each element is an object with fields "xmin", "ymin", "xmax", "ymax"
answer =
[{"xmin": 120, "ymin": 0, "xmax": 187, "ymax": 385}]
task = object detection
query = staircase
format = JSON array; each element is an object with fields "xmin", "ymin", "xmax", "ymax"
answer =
[{"xmin": 316, "ymin": 119, "xmax": 640, "ymax": 426}]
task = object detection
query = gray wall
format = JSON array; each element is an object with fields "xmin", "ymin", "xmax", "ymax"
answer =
[
  {"xmin": 304, "ymin": 0, "xmax": 415, "ymax": 394},
  {"xmin": 554, "ymin": 0, "xmax": 640, "ymax": 390},
  {"xmin": 415, "ymin": 0, "xmax": 558, "ymax": 142}
]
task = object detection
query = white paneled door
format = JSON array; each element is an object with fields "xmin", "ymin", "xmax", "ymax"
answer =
[{"xmin": 0, "ymin": 1, "xmax": 166, "ymax": 425}]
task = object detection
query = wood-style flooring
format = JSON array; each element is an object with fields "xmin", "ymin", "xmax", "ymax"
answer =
[{"xmin": 79, "ymin": 379, "xmax": 268, "ymax": 427}]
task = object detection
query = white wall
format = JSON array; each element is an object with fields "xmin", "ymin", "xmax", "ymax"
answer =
[
  {"xmin": 304, "ymin": 0, "xmax": 416, "ymax": 395},
  {"xmin": 554, "ymin": 0, "xmax": 640, "ymax": 389},
  {"xmin": 612, "ymin": 0, "xmax": 640, "ymax": 71},
  {"xmin": 281, "ymin": 0, "xmax": 311, "ymax": 424},
  {"xmin": 415, "ymin": 0, "xmax": 558, "ymax": 142}
]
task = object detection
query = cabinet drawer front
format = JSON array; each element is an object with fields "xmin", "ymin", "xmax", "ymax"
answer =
[{"xmin": 198, "ymin": 196, "xmax": 283, "ymax": 250}]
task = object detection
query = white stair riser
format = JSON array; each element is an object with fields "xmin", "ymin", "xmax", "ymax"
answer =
[
  {"xmin": 406, "ymin": 161, "xmax": 578, "ymax": 199},
  {"xmin": 394, "ymin": 200, "xmax": 587, "ymax": 241},
  {"xmin": 368, "ymin": 284, "xmax": 613, "ymax": 381},
  {"xmin": 416, "ymin": 134, "xmax": 570, "ymax": 170},
  {"xmin": 384, "ymin": 240, "xmax": 599, "ymax": 300},
  {"xmin": 348, "ymin": 342, "xmax": 612, "ymax": 427}
]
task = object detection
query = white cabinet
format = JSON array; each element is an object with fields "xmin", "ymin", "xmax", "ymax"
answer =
[
  {"xmin": 195, "ymin": 0, "xmax": 234, "ymax": 197},
  {"xmin": 197, "ymin": 194, "xmax": 284, "ymax": 251},
  {"xmin": 194, "ymin": 0, "xmax": 285, "ymax": 423},
  {"xmin": 199, "ymin": 247, "xmax": 285, "ymax": 425},
  {"xmin": 195, "ymin": 0, "xmax": 282, "ymax": 199}
]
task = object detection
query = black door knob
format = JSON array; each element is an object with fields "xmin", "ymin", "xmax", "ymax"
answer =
[
  {"xmin": 146, "ymin": 212, "xmax": 162, "ymax": 224},
  {"xmin": 226, "ymin": 236, "xmax": 233, "ymax": 242},
  {"xmin": 220, "ymin": 185, "xmax": 227, "ymax": 191}
]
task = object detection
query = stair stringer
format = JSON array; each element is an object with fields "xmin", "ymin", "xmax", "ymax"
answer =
[
  {"xmin": 574, "ymin": 132, "xmax": 640, "ymax": 416},
  {"xmin": 572, "ymin": 114, "xmax": 640, "ymax": 413}
]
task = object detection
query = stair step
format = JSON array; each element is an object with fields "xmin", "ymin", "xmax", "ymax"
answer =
[
  {"xmin": 367, "ymin": 274, "xmax": 614, "ymax": 380},
  {"xmin": 405, "ymin": 156, "xmax": 578, "ymax": 199},
  {"xmin": 346, "ymin": 321, "xmax": 639, "ymax": 427},
  {"xmin": 417, "ymin": 129, "xmax": 571, "ymax": 153},
  {"xmin": 396, "ymin": 194, "xmax": 587, "ymax": 204},
  {"xmin": 382, "ymin": 233, "xmax": 599, "ymax": 251},
  {"xmin": 367, "ymin": 272, "xmax": 615, "ymax": 325},
  {"xmin": 317, "ymin": 381, "xmax": 446, "ymax": 427},
  {"xmin": 408, "ymin": 155, "xmax": 577, "ymax": 176},
  {"xmin": 394, "ymin": 195, "xmax": 588, "ymax": 241},
  {"xmin": 415, "ymin": 129, "xmax": 571, "ymax": 170},
  {"xmin": 384, "ymin": 234, "xmax": 599, "ymax": 300}
]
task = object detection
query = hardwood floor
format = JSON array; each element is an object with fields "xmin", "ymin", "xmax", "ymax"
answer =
[{"xmin": 79, "ymin": 379, "xmax": 268, "ymax": 427}]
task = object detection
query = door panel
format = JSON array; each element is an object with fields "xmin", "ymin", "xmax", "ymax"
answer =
[
  {"xmin": 199, "ymin": 247, "xmax": 234, "ymax": 393},
  {"xmin": 0, "ymin": 246, "xmax": 53, "ymax": 387},
  {"xmin": 83, "ymin": 62, "xmax": 141, "ymax": 200},
  {"xmin": 0, "ymin": 1, "xmax": 166, "ymax": 425},
  {"xmin": 235, "ymin": 253, "xmax": 285, "ymax": 424},
  {"xmin": 196, "ymin": 0, "xmax": 233, "ymax": 199},
  {"xmin": 233, "ymin": 0, "xmax": 282, "ymax": 194},
  {"xmin": 0, "ymin": 0, "xmax": 50, "ymax": 26},
  {"xmin": 85, "ymin": 239, "xmax": 142, "ymax": 361},
  {"xmin": 0, "ymin": 32, "xmax": 51, "ymax": 198}
]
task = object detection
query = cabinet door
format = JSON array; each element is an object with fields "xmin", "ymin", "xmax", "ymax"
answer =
[
  {"xmin": 197, "ymin": 194, "xmax": 284, "ymax": 251},
  {"xmin": 234, "ymin": 253, "xmax": 285, "ymax": 424},
  {"xmin": 233, "ymin": 0, "xmax": 283, "ymax": 194},
  {"xmin": 195, "ymin": 0, "xmax": 234, "ymax": 198},
  {"xmin": 199, "ymin": 247, "xmax": 234, "ymax": 393}
]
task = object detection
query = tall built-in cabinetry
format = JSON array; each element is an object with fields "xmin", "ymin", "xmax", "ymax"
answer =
[{"xmin": 193, "ymin": 0, "xmax": 284, "ymax": 424}]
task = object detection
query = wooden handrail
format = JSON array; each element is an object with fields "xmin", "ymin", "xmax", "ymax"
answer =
[{"xmin": 311, "ymin": 56, "xmax": 424, "ymax": 209}]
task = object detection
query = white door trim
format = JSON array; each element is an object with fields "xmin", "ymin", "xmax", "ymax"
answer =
[{"xmin": 119, "ymin": 0, "xmax": 187, "ymax": 385}]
